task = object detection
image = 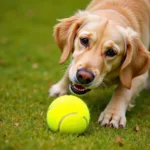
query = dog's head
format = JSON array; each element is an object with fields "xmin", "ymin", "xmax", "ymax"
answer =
[{"xmin": 54, "ymin": 11, "xmax": 150, "ymax": 95}]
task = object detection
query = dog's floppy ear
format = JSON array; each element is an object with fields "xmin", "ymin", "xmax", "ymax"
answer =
[
  {"xmin": 54, "ymin": 13, "xmax": 86, "ymax": 64},
  {"xmin": 120, "ymin": 28, "xmax": 150, "ymax": 89}
]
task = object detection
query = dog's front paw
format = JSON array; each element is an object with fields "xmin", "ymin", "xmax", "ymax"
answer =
[
  {"xmin": 98, "ymin": 109, "xmax": 126, "ymax": 128},
  {"xmin": 49, "ymin": 83, "xmax": 68, "ymax": 97}
]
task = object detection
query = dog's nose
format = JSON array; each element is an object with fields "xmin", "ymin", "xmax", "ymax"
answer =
[{"xmin": 76, "ymin": 68, "xmax": 95, "ymax": 84}]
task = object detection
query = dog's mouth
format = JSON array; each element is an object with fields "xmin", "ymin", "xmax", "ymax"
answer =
[{"xmin": 69, "ymin": 83, "xmax": 91, "ymax": 95}]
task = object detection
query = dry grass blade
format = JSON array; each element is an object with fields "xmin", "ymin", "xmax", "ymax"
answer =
[
  {"xmin": 135, "ymin": 124, "xmax": 140, "ymax": 132},
  {"xmin": 116, "ymin": 136, "xmax": 124, "ymax": 147}
]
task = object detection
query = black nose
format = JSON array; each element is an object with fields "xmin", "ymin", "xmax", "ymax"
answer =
[{"xmin": 76, "ymin": 68, "xmax": 95, "ymax": 84}]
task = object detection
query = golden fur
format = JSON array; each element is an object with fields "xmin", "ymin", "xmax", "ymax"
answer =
[{"xmin": 50, "ymin": 0, "xmax": 150, "ymax": 128}]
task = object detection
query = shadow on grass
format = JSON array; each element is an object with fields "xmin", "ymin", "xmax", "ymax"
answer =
[{"xmin": 126, "ymin": 89, "xmax": 150, "ymax": 122}]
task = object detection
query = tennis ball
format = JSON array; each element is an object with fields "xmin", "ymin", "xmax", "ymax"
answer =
[{"xmin": 47, "ymin": 95, "xmax": 90, "ymax": 134}]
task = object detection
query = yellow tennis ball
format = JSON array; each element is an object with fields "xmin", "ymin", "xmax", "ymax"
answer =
[{"xmin": 47, "ymin": 95, "xmax": 90, "ymax": 134}]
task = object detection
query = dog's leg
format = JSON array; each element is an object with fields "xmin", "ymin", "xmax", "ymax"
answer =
[
  {"xmin": 144, "ymin": 71, "xmax": 150, "ymax": 89},
  {"xmin": 144, "ymin": 44, "xmax": 150, "ymax": 89},
  {"xmin": 49, "ymin": 69, "xmax": 70, "ymax": 97},
  {"xmin": 98, "ymin": 72, "xmax": 148, "ymax": 128}
]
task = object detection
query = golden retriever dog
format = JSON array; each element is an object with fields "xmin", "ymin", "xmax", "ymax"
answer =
[{"xmin": 49, "ymin": 0, "xmax": 150, "ymax": 128}]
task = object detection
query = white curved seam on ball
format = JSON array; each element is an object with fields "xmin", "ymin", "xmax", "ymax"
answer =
[
  {"xmin": 82, "ymin": 116, "xmax": 88, "ymax": 128},
  {"xmin": 57, "ymin": 112, "xmax": 78, "ymax": 132}
]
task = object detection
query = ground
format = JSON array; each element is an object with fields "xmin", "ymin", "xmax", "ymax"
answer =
[{"xmin": 0, "ymin": 0, "xmax": 150, "ymax": 149}]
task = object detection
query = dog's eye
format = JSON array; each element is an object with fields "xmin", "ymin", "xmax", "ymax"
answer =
[
  {"xmin": 80, "ymin": 37, "xmax": 89, "ymax": 47},
  {"xmin": 105, "ymin": 49, "xmax": 116, "ymax": 57}
]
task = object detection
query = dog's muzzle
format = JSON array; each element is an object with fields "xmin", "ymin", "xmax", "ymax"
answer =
[{"xmin": 69, "ymin": 68, "xmax": 95, "ymax": 95}]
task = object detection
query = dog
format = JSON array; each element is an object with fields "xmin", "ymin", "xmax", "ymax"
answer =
[{"xmin": 49, "ymin": 0, "xmax": 150, "ymax": 128}]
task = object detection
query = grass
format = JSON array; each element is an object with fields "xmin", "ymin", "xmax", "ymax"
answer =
[{"xmin": 0, "ymin": 0, "xmax": 150, "ymax": 149}]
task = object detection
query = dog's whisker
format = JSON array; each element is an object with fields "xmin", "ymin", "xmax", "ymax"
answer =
[
  {"xmin": 103, "ymin": 78, "xmax": 112, "ymax": 84},
  {"xmin": 98, "ymin": 84, "xmax": 105, "ymax": 92},
  {"xmin": 101, "ymin": 82, "xmax": 108, "ymax": 89}
]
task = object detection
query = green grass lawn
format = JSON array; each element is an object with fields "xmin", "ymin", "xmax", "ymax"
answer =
[{"xmin": 0, "ymin": 0, "xmax": 150, "ymax": 149}]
